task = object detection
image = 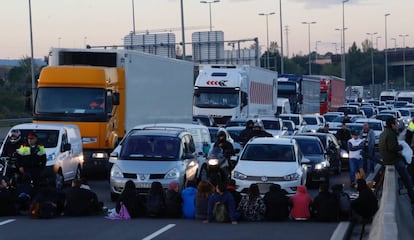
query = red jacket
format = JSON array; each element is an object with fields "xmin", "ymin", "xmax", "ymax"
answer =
[{"xmin": 290, "ymin": 185, "xmax": 312, "ymax": 220}]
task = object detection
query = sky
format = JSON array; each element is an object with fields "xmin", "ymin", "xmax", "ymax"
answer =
[{"xmin": 0, "ymin": 0, "xmax": 413, "ymax": 59}]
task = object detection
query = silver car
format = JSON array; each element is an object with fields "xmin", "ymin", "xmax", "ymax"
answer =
[{"xmin": 109, "ymin": 128, "xmax": 199, "ymax": 201}]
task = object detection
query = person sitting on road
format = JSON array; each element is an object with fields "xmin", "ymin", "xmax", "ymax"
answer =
[
  {"xmin": 237, "ymin": 183, "xmax": 266, "ymax": 221},
  {"xmin": 263, "ymin": 184, "xmax": 290, "ymax": 221},
  {"xmin": 205, "ymin": 182, "xmax": 239, "ymax": 224},
  {"xmin": 181, "ymin": 180, "xmax": 197, "ymax": 219},
  {"xmin": 0, "ymin": 176, "xmax": 16, "ymax": 216},
  {"xmin": 226, "ymin": 179, "xmax": 242, "ymax": 207},
  {"xmin": 165, "ymin": 181, "xmax": 182, "ymax": 218},
  {"xmin": 146, "ymin": 181, "xmax": 166, "ymax": 218},
  {"xmin": 116, "ymin": 180, "xmax": 143, "ymax": 218},
  {"xmin": 64, "ymin": 179, "xmax": 102, "ymax": 216},
  {"xmin": 311, "ymin": 183, "xmax": 340, "ymax": 222},
  {"xmin": 332, "ymin": 184, "xmax": 351, "ymax": 221},
  {"xmin": 351, "ymin": 178, "xmax": 378, "ymax": 221},
  {"xmin": 195, "ymin": 180, "xmax": 214, "ymax": 220},
  {"xmin": 289, "ymin": 185, "xmax": 313, "ymax": 221}
]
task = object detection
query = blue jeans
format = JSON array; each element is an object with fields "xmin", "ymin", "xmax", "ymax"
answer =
[
  {"xmin": 349, "ymin": 158, "xmax": 364, "ymax": 184},
  {"xmin": 394, "ymin": 160, "xmax": 414, "ymax": 203}
]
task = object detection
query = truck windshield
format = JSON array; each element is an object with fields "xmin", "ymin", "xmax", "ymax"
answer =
[
  {"xmin": 36, "ymin": 87, "xmax": 106, "ymax": 114},
  {"xmin": 194, "ymin": 88, "xmax": 238, "ymax": 108}
]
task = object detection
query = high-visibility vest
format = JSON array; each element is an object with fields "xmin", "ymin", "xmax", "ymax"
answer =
[
  {"xmin": 408, "ymin": 121, "xmax": 414, "ymax": 132},
  {"xmin": 17, "ymin": 145, "xmax": 46, "ymax": 156}
]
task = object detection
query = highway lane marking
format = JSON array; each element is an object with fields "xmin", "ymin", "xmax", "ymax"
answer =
[
  {"xmin": 0, "ymin": 219, "xmax": 16, "ymax": 226},
  {"xmin": 142, "ymin": 224, "xmax": 176, "ymax": 240}
]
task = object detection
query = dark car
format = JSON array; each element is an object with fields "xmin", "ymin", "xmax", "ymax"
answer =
[
  {"xmin": 282, "ymin": 135, "xmax": 330, "ymax": 187},
  {"xmin": 296, "ymin": 132, "xmax": 342, "ymax": 175}
]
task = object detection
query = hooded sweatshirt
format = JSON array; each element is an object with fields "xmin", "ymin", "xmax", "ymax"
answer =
[{"xmin": 289, "ymin": 185, "xmax": 313, "ymax": 220}]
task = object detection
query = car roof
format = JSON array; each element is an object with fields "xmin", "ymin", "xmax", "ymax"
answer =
[
  {"xmin": 247, "ymin": 137, "xmax": 295, "ymax": 145},
  {"xmin": 355, "ymin": 119, "xmax": 383, "ymax": 123},
  {"xmin": 129, "ymin": 129, "xmax": 184, "ymax": 137},
  {"xmin": 132, "ymin": 123, "xmax": 208, "ymax": 131}
]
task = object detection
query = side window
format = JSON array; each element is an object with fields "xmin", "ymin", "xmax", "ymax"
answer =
[
  {"xmin": 62, "ymin": 131, "xmax": 68, "ymax": 145},
  {"xmin": 183, "ymin": 134, "xmax": 196, "ymax": 153}
]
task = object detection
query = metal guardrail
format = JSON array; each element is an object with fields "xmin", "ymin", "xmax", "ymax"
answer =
[{"xmin": 0, "ymin": 118, "xmax": 32, "ymax": 124}]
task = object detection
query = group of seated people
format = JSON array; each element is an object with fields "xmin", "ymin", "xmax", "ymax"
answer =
[
  {"xmin": 0, "ymin": 175, "xmax": 103, "ymax": 218},
  {"xmin": 0, "ymin": 175, "xmax": 378, "ymax": 223},
  {"xmin": 111, "ymin": 178, "xmax": 379, "ymax": 224}
]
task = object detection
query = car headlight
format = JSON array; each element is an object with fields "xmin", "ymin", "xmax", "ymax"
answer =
[
  {"xmin": 233, "ymin": 171, "xmax": 247, "ymax": 180},
  {"xmin": 315, "ymin": 161, "xmax": 329, "ymax": 170},
  {"xmin": 165, "ymin": 168, "xmax": 180, "ymax": 179},
  {"xmin": 340, "ymin": 151, "xmax": 349, "ymax": 158},
  {"xmin": 47, "ymin": 153, "xmax": 55, "ymax": 162},
  {"xmin": 208, "ymin": 159, "xmax": 219, "ymax": 166},
  {"xmin": 284, "ymin": 173, "xmax": 299, "ymax": 181},
  {"xmin": 110, "ymin": 164, "xmax": 123, "ymax": 178}
]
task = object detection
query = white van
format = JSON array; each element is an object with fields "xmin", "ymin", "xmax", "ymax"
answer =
[{"xmin": 0, "ymin": 123, "xmax": 84, "ymax": 186}]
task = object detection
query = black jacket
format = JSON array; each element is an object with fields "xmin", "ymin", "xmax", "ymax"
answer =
[
  {"xmin": 116, "ymin": 189, "xmax": 145, "ymax": 218},
  {"xmin": 165, "ymin": 189, "xmax": 182, "ymax": 218},
  {"xmin": 263, "ymin": 185, "xmax": 290, "ymax": 221},
  {"xmin": 311, "ymin": 191, "xmax": 340, "ymax": 222},
  {"xmin": 64, "ymin": 187, "xmax": 101, "ymax": 216}
]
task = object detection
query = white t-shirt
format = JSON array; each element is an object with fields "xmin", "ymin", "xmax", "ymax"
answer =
[{"xmin": 348, "ymin": 138, "xmax": 363, "ymax": 159}]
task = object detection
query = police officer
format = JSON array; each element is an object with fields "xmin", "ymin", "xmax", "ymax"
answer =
[
  {"xmin": 16, "ymin": 132, "xmax": 46, "ymax": 188},
  {"xmin": 1, "ymin": 129, "xmax": 23, "ymax": 158}
]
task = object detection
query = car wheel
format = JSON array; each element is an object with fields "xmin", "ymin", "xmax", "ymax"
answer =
[
  {"xmin": 56, "ymin": 169, "xmax": 64, "ymax": 190},
  {"xmin": 75, "ymin": 165, "xmax": 82, "ymax": 180}
]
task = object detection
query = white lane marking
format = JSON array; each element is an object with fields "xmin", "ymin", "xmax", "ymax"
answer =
[
  {"xmin": 142, "ymin": 224, "xmax": 176, "ymax": 240},
  {"xmin": 0, "ymin": 219, "xmax": 16, "ymax": 226}
]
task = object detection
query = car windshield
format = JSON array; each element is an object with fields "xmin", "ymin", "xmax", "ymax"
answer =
[
  {"xmin": 240, "ymin": 144, "xmax": 295, "ymax": 162},
  {"xmin": 376, "ymin": 114, "xmax": 393, "ymax": 121},
  {"xmin": 120, "ymin": 135, "xmax": 180, "ymax": 160},
  {"xmin": 296, "ymin": 139, "xmax": 323, "ymax": 155},
  {"xmin": 280, "ymin": 116, "xmax": 300, "ymax": 125},
  {"xmin": 332, "ymin": 116, "xmax": 344, "ymax": 123},
  {"xmin": 303, "ymin": 117, "xmax": 318, "ymax": 125},
  {"xmin": 283, "ymin": 121, "xmax": 295, "ymax": 131},
  {"xmin": 262, "ymin": 120, "xmax": 281, "ymax": 130},
  {"xmin": 368, "ymin": 122, "xmax": 383, "ymax": 131},
  {"xmin": 323, "ymin": 114, "xmax": 340, "ymax": 122}
]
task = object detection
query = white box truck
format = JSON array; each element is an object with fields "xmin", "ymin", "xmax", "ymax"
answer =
[
  {"xmin": 34, "ymin": 48, "xmax": 194, "ymax": 172},
  {"xmin": 193, "ymin": 64, "xmax": 278, "ymax": 125}
]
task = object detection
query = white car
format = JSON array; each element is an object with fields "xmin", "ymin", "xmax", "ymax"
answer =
[{"xmin": 232, "ymin": 137, "xmax": 308, "ymax": 195}]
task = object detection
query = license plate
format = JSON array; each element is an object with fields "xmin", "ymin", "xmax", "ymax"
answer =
[
  {"xmin": 256, "ymin": 183, "xmax": 272, "ymax": 193},
  {"xmin": 138, "ymin": 182, "xmax": 152, "ymax": 188}
]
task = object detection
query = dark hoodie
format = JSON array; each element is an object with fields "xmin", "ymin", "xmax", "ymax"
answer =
[
  {"xmin": 351, "ymin": 179, "xmax": 378, "ymax": 219},
  {"xmin": 289, "ymin": 185, "xmax": 312, "ymax": 220},
  {"xmin": 263, "ymin": 184, "xmax": 290, "ymax": 221}
]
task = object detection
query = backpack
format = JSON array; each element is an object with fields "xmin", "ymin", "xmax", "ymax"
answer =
[
  {"xmin": 213, "ymin": 202, "xmax": 230, "ymax": 223},
  {"xmin": 30, "ymin": 201, "xmax": 57, "ymax": 219}
]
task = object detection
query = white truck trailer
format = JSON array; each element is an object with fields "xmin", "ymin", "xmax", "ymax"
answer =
[
  {"xmin": 193, "ymin": 65, "xmax": 278, "ymax": 125},
  {"xmin": 34, "ymin": 48, "xmax": 194, "ymax": 171}
]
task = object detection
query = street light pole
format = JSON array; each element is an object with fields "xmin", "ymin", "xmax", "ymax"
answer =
[
  {"xmin": 376, "ymin": 36, "xmax": 381, "ymax": 50},
  {"xmin": 384, "ymin": 13, "xmax": 390, "ymax": 90},
  {"xmin": 399, "ymin": 34, "xmax": 409, "ymax": 90},
  {"xmin": 302, "ymin": 21, "xmax": 316, "ymax": 74},
  {"xmin": 259, "ymin": 12, "xmax": 275, "ymax": 69},
  {"xmin": 28, "ymin": 0, "xmax": 35, "ymax": 109},
  {"xmin": 279, "ymin": 0, "xmax": 284, "ymax": 74},
  {"xmin": 180, "ymin": 0, "xmax": 186, "ymax": 60},
  {"xmin": 366, "ymin": 32, "xmax": 377, "ymax": 90},
  {"xmin": 200, "ymin": 0, "xmax": 220, "ymax": 32},
  {"xmin": 341, "ymin": 0, "xmax": 349, "ymax": 80}
]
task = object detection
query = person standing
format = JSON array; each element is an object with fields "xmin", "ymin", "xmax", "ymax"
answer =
[
  {"xmin": 348, "ymin": 131, "xmax": 365, "ymax": 187},
  {"xmin": 379, "ymin": 117, "xmax": 414, "ymax": 204},
  {"xmin": 336, "ymin": 121, "xmax": 351, "ymax": 150},
  {"xmin": 16, "ymin": 132, "xmax": 46, "ymax": 189},
  {"xmin": 359, "ymin": 123, "xmax": 376, "ymax": 173}
]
